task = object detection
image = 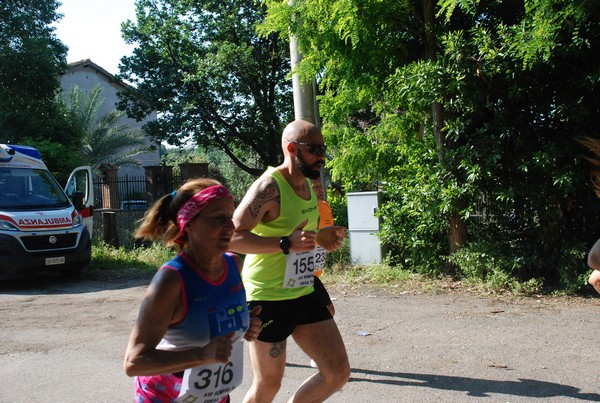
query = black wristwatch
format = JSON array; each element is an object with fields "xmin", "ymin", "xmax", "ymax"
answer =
[{"xmin": 279, "ymin": 236, "xmax": 291, "ymax": 255}]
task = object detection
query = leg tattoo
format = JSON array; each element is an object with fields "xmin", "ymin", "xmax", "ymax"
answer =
[{"xmin": 269, "ymin": 340, "xmax": 286, "ymax": 358}]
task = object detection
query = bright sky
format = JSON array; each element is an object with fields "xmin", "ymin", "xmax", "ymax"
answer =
[{"xmin": 54, "ymin": 0, "xmax": 137, "ymax": 75}]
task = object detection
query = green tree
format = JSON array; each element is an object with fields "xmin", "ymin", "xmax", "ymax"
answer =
[
  {"xmin": 262, "ymin": 0, "xmax": 600, "ymax": 287},
  {"xmin": 161, "ymin": 145, "xmax": 255, "ymax": 200},
  {"xmin": 435, "ymin": 0, "xmax": 600, "ymax": 285},
  {"xmin": 58, "ymin": 85, "xmax": 154, "ymax": 171},
  {"xmin": 117, "ymin": 0, "xmax": 294, "ymax": 176},
  {"xmin": 0, "ymin": 0, "xmax": 72, "ymax": 145}
]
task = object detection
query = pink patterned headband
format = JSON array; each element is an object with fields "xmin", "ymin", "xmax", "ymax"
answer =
[{"xmin": 175, "ymin": 185, "xmax": 232, "ymax": 242}]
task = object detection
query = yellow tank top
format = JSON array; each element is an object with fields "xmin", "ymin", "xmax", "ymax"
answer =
[{"xmin": 242, "ymin": 167, "xmax": 319, "ymax": 301}]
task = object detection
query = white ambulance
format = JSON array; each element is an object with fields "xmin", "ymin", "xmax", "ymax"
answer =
[{"xmin": 0, "ymin": 144, "xmax": 94, "ymax": 279}]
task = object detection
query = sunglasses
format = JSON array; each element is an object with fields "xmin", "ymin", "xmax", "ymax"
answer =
[{"xmin": 288, "ymin": 140, "xmax": 327, "ymax": 156}]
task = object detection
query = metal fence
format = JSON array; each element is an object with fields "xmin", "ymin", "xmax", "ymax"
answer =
[
  {"xmin": 93, "ymin": 174, "xmax": 182, "ymax": 209},
  {"xmin": 92, "ymin": 174, "xmax": 184, "ymax": 248}
]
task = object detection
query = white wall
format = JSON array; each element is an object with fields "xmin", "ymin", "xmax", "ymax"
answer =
[{"xmin": 60, "ymin": 60, "xmax": 161, "ymax": 177}]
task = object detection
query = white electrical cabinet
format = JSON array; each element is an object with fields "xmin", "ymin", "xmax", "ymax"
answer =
[{"xmin": 347, "ymin": 191, "xmax": 385, "ymax": 265}]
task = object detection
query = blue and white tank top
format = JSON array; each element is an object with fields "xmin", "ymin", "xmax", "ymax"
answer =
[{"xmin": 158, "ymin": 252, "xmax": 250, "ymax": 350}]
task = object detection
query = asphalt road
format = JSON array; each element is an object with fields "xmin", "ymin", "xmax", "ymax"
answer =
[{"xmin": 1, "ymin": 271, "xmax": 600, "ymax": 402}]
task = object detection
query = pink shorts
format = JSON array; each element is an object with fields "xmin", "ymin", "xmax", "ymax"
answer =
[
  {"xmin": 135, "ymin": 374, "xmax": 181, "ymax": 402},
  {"xmin": 134, "ymin": 374, "xmax": 229, "ymax": 403}
]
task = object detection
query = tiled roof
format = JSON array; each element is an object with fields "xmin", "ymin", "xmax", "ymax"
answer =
[{"xmin": 62, "ymin": 59, "xmax": 131, "ymax": 89}]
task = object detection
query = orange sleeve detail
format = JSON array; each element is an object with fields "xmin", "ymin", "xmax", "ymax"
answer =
[{"xmin": 317, "ymin": 200, "xmax": 335, "ymax": 229}]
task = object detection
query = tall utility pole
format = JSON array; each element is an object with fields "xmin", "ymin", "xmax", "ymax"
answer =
[
  {"xmin": 289, "ymin": 14, "xmax": 327, "ymax": 197},
  {"xmin": 289, "ymin": 29, "xmax": 318, "ymax": 124}
]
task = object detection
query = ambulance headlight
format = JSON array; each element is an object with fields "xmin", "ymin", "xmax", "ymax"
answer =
[
  {"xmin": 72, "ymin": 214, "xmax": 83, "ymax": 227},
  {"xmin": 0, "ymin": 220, "xmax": 19, "ymax": 231}
]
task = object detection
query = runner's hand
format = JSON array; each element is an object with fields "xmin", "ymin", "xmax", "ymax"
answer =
[
  {"xmin": 202, "ymin": 333, "xmax": 234, "ymax": 364},
  {"xmin": 316, "ymin": 226, "xmax": 347, "ymax": 252},
  {"xmin": 289, "ymin": 220, "xmax": 316, "ymax": 252},
  {"xmin": 244, "ymin": 305, "xmax": 262, "ymax": 342}
]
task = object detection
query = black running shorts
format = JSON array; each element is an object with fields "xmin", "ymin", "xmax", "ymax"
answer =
[
  {"xmin": 313, "ymin": 276, "xmax": 333, "ymax": 307},
  {"xmin": 249, "ymin": 290, "xmax": 333, "ymax": 343}
]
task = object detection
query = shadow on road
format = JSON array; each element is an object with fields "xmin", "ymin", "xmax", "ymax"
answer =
[
  {"xmin": 351, "ymin": 367, "xmax": 600, "ymax": 401},
  {"xmin": 286, "ymin": 363, "xmax": 600, "ymax": 401}
]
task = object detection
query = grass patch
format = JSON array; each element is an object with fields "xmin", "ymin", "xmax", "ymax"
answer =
[
  {"xmin": 323, "ymin": 260, "xmax": 451, "ymax": 294},
  {"xmin": 87, "ymin": 239, "xmax": 589, "ymax": 297},
  {"xmin": 88, "ymin": 240, "xmax": 174, "ymax": 275}
]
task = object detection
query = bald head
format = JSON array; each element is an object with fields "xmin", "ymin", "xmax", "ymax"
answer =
[
  {"xmin": 280, "ymin": 119, "xmax": 326, "ymax": 178},
  {"xmin": 282, "ymin": 120, "xmax": 322, "ymax": 148}
]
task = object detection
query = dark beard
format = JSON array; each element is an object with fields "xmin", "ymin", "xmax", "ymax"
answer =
[{"xmin": 295, "ymin": 150, "xmax": 321, "ymax": 179}]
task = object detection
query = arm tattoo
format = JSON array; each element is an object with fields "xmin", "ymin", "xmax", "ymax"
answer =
[
  {"xmin": 248, "ymin": 180, "xmax": 280, "ymax": 219},
  {"xmin": 269, "ymin": 340, "xmax": 286, "ymax": 358}
]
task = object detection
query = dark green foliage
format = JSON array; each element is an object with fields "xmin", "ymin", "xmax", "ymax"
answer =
[
  {"xmin": 0, "ymin": 0, "xmax": 85, "ymax": 183},
  {"xmin": 262, "ymin": 0, "xmax": 600, "ymax": 289},
  {"xmin": 376, "ymin": 133, "xmax": 449, "ymax": 274},
  {"xmin": 118, "ymin": 0, "xmax": 294, "ymax": 176},
  {"xmin": 22, "ymin": 138, "xmax": 85, "ymax": 184},
  {"xmin": 327, "ymin": 192, "xmax": 348, "ymax": 230},
  {"xmin": 0, "ymin": 0, "xmax": 71, "ymax": 145},
  {"xmin": 435, "ymin": 0, "xmax": 600, "ymax": 286}
]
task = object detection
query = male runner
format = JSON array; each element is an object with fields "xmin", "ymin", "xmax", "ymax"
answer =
[{"xmin": 230, "ymin": 119, "xmax": 349, "ymax": 402}]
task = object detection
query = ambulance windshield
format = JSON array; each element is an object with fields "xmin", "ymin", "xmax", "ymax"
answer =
[{"xmin": 0, "ymin": 168, "xmax": 70, "ymax": 210}]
